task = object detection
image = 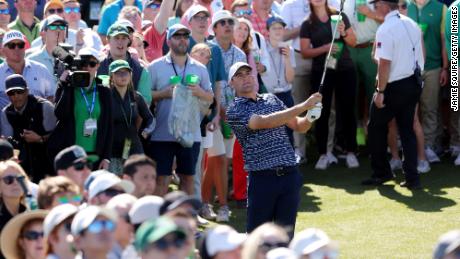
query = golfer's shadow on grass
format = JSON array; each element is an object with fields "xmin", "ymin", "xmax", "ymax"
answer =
[
  {"xmin": 297, "ymin": 184, "xmax": 321, "ymax": 213},
  {"xmin": 376, "ymin": 185, "xmax": 456, "ymax": 212}
]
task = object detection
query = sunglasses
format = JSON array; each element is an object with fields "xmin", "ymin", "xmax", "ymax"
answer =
[
  {"xmin": 153, "ymin": 233, "xmax": 187, "ymax": 251},
  {"xmin": 57, "ymin": 194, "xmax": 82, "ymax": 205},
  {"xmin": 2, "ymin": 175, "xmax": 24, "ymax": 185},
  {"xmin": 99, "ymin": 188, "xmax": 124, "ymax": 197},
  {"xmin": 86, "ymin": 220, "xmax": 116, "ymax": 234},
  {"xmin": 82, "ymin": 60, "xmax": 98, "ymax": 68},
  {"xmin": 47, "ymin": 24, "xmax": 67, "ymax": 31},
  {"xmin": 192, "ymin": 15, "xmax": 209, "ymax": 22},
  {"xmin": 0, "ymin": 9, "xmax": 9, "ymax": 15},
  {"xmin": 172, "ymin": 33, "xmax": 190, "ymax": 40},
  {"xmin": 114, "ymin": 70, "xmax": 131, "ymax": 77},
  {"xmin": 48, "ymin": 8, "xmax": 64, "ymax": 14},
  {"xmin": 6, "ymin": 42, "xmax": 25, "ymax": 50},
  {"xmin": 64, "ymin": 222, "xmax": 72, "ymax": 232},
  {"xmin": 259, "ymin": 241, "xmax": 289, "ymax": 252},
  {"xmin": 64, "ymin": 7, "xmax": 80, "ymax": 14},
  {"xmin": 6, "ymin": 89, "xmax": 26, "ymax": 96},
  {"xmin": 234, "ymin": 10, "xmax": 252, "ymax": 16},
  {"xmin": 72, "ymin": 160, "xmax": 91, "ymax": 171},
  {"xmin": 148, "ymin": 3, "xmax": 161, "ymax": 9},
  {"xmin": 22, "ymin": 230, "xmax": 45, "ymax": 241},
  {"xmin": 218, "ymin": 19, "xmax": 235, "ymax": 27}
]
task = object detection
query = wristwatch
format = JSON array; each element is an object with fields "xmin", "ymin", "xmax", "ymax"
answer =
[{"xmin": 376, "ymin": 88, "xmax": 385, "ymax": 94}]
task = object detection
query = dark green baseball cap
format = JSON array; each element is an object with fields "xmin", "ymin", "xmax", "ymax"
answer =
[
  {"xmin": 107, "ymin": 24, "xmax": 130, "ymax": 38},
  {"xmin": 135, "ymin": 217, "xmax": 187, "ymax": 252},
  {"xmin": 109, "ymin": 60, "xmax": 132, "ymax": 74}
]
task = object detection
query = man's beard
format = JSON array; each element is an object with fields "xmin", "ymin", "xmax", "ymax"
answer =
[{"xmin": 172, "ymin": 44, "xmax": 188, "ymax": 56}]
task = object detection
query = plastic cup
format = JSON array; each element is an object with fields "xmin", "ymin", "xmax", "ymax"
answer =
[
  {"xmin": 169, "ymin": 75, "xmax": 181, "ymax": 85},
  {"xmin": 418, "ymin": 23, "xmax": 428, "ymax": 35},
  {"xmin": 356, "ymin": 0, "xmax": 366, "ymax": 22},
  {"xmin": 330, "ymin": 15, "xmax": 342, "ymax": 39},
  {"xmin": 97, "ymin": 75, "xmax": 110, "ymax": 87},
  {"xmin": 185, "ymin": 74, "xmax": 200, "ymax": 85},
  {"xmin": 333, "ymin": 42, "xmax": 344, "ymax": 58},
  {"xmin": 220, "ymin": 120, "xmax": 233, "ymax": 139}
]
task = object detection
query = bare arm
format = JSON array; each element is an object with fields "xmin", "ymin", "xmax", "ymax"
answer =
[
  {"xmin": 300, "ymin": 38, "xmax": 329, "ymax": 59},
  {"xmin": 154, "ymin": 0, "xmax": 176, "ymax": 34},
  {"xmin": 283, "ymin": 27, "xmax": 301, "ymax": 41},
  {"xmin": 342, "ymin": 27, "xmax": 357, "ymax": 47},
  {"xmin": 377, "ymin": 58, "xmax": 391, "ymax": 91},
  {"xmin": 286, "ymin": 115, "xmax": 313, "ymax": 133}
]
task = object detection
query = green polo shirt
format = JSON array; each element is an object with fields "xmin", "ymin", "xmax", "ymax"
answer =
[
  {"xmin": 74, "ymin": 82, "xmax": 101, "ymax": 153},
  {"xmin": 408, "ymin": 0, "xmax": 446, "ymax": 70},
  {"xmin": 8, "ymin": 17, "xmax": 41, "ymax": 44},
  {"xmin": 446, "ymin": 0, "xmax": 460, "ymax": 60}
]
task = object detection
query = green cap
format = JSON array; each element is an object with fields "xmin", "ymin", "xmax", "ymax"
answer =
[
  {"xmin": 107, "ymin": 24, "xmax": 130, "ymax": 38},
  {"xmin": 109, "ymin": 60, "xmax": 132, "ymax": 74},
  {"xmin": 135, "ymin": 217, "xmax": 186, "ymax": 252}
]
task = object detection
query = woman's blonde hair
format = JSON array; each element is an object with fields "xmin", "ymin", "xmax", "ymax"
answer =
[
  {"xmin": 241, "ymin": 223, "xmax": 290, "ymax": 259},
  {"xmin": 191, "ymin": 43, "xmax": 211, "ymax": 57},
  {"xmin": 0, "ymin": 160, "xmax": 28, "ymax": 203}
]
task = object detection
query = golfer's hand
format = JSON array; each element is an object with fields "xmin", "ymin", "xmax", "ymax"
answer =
[
  {"xmin": 338, "ymin": 21, "xmax": 346, "ymax": 36},
  {"xmin": 303, "ymin": 92, "xmax": 322, "ymax": 110},
  {"xmin": 373, "ymin": 93, "xmax": 385, "ymax": 108}
]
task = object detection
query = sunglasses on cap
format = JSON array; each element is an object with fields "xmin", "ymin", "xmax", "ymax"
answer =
[
  {"xmin": 0, "ymin": 9, "xmax": 10, "ymax": 15},
  {"xmin": 217, "ymin": 19, "xmax": 235, "ymax": 27},
  {"xmin": 48, "ymin": 8, "xmax": 64, "ymax": 14},
  {"xmin": 72, "ymin": 160, "xmax": 91, "ymax": 171},
  {"xmin": 2, "ymin": 175, "xmax": 25, "ymax": 185},
  {"xmin": 81, "ymin": 60, "xmax": 98, "ymax": 68},
  {"xmin": 148, "ymin": 3, "xmax": 161, "ymax": 9},
  {"xmin": 152, "ymin": 233, "xmax": 187, "ymax": 251},
  {"xmin": 47, "ymin": 24, "xmax": 67, "ymax": 31},
  {"xmin": 57, "ymin": 194, "xmax": 82, "ymax": 205},
  {"xmin": 6, "ymin": 42, "xmax": 25, "ymax": 50},
  {"xmin": 234, "ymin": 10, "xmax": 252, "ymax": 16},
  {"xmin": 98, "ymin": 188, "xmax": 125, "ymax": 197},
  {"xmin": 86, "ymin": 220, "xmax": 116, "ymax": 234},
  {"xmin": 6, "ymin": 89, "xmax": 26, "ymax": 96},
  {"xmin": 22, "ymin": 230, "xmax": 45, "ymax": 241},
  {"xmin": 172, "ymin": 33, "xmax": 190, "ymax": 40},
  {"xmin": 64, "ymin": 7, "xmax": 80, "ymax": 14}
]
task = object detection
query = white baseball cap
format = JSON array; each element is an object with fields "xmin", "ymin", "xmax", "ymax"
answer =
[
  {"xmin": 228, "ymin": 62, "xmax": 252, "ymax": 82},
  {"xmin": 71, "ymin": 205, "xmax": 118, "ymax": 236},
  {"xmin": 289, "ymin": 228, "xmax": 335, "ymax": 256},
  {"xmin": 266, "ymin": 247, "xmax": 298, "ymax": 259},
  {"xmin": 88, "ymin": 173, "xmax": 135, "ymax": 200},
  {"xmin": 208, "ymin": 10, "xmax": 238, "ymax": 35},
  {"xmin": 206, "ymin": 225, "xmax": 246, "ymax": 256},
  {"xmin": 44, "ymin": 203, "xmax": 79, "ymax": 237},
  {"xmin": 78, "ymin": 47, "xmax": 103, "ymax": 62},
  {"xmin": 187, "ymin": 5, "xmax": 210, "ymax": 22},
  {"xmin": 129, "ymin": 195, "xmax": 164, "ymax": 225},
  {"xmin": 2, "ymin": 30, "xmax": 25, "ymax": 47}
]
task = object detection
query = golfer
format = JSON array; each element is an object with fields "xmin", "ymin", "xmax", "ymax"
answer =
[{"xmin": 226, "ymin": 62, "xmax": 322, "ymax": 235}]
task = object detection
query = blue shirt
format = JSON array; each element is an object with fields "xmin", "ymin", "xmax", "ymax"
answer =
[
  {"xmin": 226, "ymin": 94, "xmax": 297, "ymax": 172},
  {"xmin": 97, "ymin": 0, "xmax": 143, "ymax": 36}
]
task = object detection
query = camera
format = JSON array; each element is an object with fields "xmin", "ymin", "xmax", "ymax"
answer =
[{"xmin": 52, "ymin": 43, "xmax": 90, "ymax": 88}]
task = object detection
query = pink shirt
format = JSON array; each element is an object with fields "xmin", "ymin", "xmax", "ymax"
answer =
[{"xmin": 143, "ymin": 25, "xmax": 167, "ymax": 62}]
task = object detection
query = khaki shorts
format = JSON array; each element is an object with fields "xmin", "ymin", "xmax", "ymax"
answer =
[{"xmin": 207, "ymin": 130, "xmax": 235, "ymax": 158}]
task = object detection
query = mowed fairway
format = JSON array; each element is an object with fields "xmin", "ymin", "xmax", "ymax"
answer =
[{"xmin": 227, "ymin": 158, "xmax": 460, "ymax": 259}]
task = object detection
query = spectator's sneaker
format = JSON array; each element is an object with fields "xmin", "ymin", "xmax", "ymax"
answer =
[
  {"xmin": 315, "ymin": 155, "xmax": 329, "ymax": 170},
  {"xmin": 425, "ymin": 147, "xmax": 440, "ymax": 163},
  {"xmin": 327, "ymin": 152, "xmax": 338, "ymax": 164},
  {"xmin": 200, "ymin": 203, "xmax": 217, "ymax": 221},
  {"xmin": 346, "ymin": 153, "xmax": 359, "ymax": 168},
  {"xmin": 295, "ymin": 153, "xmax": 307, "ymax": 165},
  {"xmin": 450, "ymin": 145, "xmax": 460, "ymax": 157},
  {"xmin": 171, "ymin": 171, "xmax": 180, "ymax": 185},
  {"xmin": 455, "ymin": 154, "xmax": 460, "ymax": 166},
  {"xmin": 216, "ymin": 206, "xmax": 230, "ymax": 222},
  {"xmin": 417, "ymin": 160, "xmax": 431, "ymax": 174},
  {"xmin": 197, "ymin": 215, "xmax": 209, "ymax": 226},
  {"xmin": 390, "ymin": 158, "xmax": 403, "ymax": 171}
]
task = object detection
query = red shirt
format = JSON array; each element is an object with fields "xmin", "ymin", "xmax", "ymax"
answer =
[
  {"xmin": 143, "ymin": 25, "xmax": 166, "ymax": 62},
  {"xmin": 250, "ymin": 9, "xmax": 270, "ymax": 39}
]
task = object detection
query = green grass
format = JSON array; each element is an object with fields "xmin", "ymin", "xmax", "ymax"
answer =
[{"xmin": 224, "ymin": 156, "xmax": 460, "ymax": 259}]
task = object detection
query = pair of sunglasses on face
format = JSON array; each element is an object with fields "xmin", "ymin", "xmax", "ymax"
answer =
[
  {"xmin": 5, "ymin": 42, "xmax": 25, "ymax": 50},
  {"xmin": 57, "ymin": 194, "xmax": 82, "ymax": 205},
  {"xmin": 85, "ymin": 220, "xmax": 116, "ymax": 234},
  {"xmin": 64, "ymin": 7, "xmax": 80, "ymax": 14},
  {"xmin": 0, "ymin": 9, "xmax": 10, "ymax": 15},
  {"xmin": 217, "ymin": 19, "xmax": 235, "ymax": 27},
  {"xmin": 72, "ymin": 160, "xmax": 91, "ymax": 171},
  {"xmin": 47, "ymin": 24, "xmax": 67, "ymax": 31},
  {"xmin": 151, "ymin": 233, "xmax": 187, "ymax": 251},
  {"xmin": 2, "ymin": 174, "xmax": 25, "ymax": 185},
  {"xmin": 22, "ymin": 231, "xmax": 44, "ymax": 241}
]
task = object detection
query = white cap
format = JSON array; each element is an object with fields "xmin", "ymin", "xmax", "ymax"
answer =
[
  {"xmin": 228, "ymin": 62, "xmax": 252, "ymax": 82},
  {"xmin": 106, "ymin": 193, "xmax": 138, "ymax": 211},
  {"xmin": 71, "ymin": 205, "xmax": 118, "ymax": 236},
  {"xmin": 206, "ymin": 225, "xmax": 246, "ymax": 256},
  {"xmin": 88, "ymin": 173, "xmax": 135, "ymax": 200},
  {"xmin": 266, "ymin": 247, "xmax": 298, "ymax": 259},
  {"xmin": 208, "ymin": 10, "xmax": 238, "ymax": 35},
  {"xmin": 44, "ymin": 204, "xmax": 79, "ymax": 237},
  {"xmin": 433, "ymin": 230, "xmax": 460, "ymax": 259},
  {"xmin": 2, "ymin": 30, "xmax": 25, "ymax": 47},
  {"xmin": 78, "ymin": 47, "xmax": 103, "ymax": 62},
  {"xmin": 187, "ymin": 5, "xmax": 210, "ymax": 22},
  {"xmin": 129, "ymin": 195, "xmax": 164, "ymax": 225},
  {"xmin": 289, "ymin": 228, "xmax": 334, "ymax": 256}
]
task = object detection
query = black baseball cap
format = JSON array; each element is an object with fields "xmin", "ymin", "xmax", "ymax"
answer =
[
  {"xmin": 0, "ymin": 139, "xmax": 14, "ymax": 161},
  {"xmin": 5, "ymin": 74, "xmax": 27, "ymax": 94},
  {"xmin": 54, "ymin": 145, "xmax": 88, "ymax": 170},
  {"xmin": 369, "ymin": 0, "xmax": 398, "ymax": 4},
  {"xmin": 159, "ymin": 191, "xmax": 202, "ymax": 215}
]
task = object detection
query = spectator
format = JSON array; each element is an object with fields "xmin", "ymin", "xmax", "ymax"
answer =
[
  {"xmin": 54, "ymin": 145, "xmax": 92, "ymax": 193},
  {"xmin": 0, "ymin": 1, "xmax": 10, "ymax": 31},
  {"xmin": 119, "ymin": 5, "xmax": 142, "ymax": 32},
  {"xmin": 8, "ymin": 0, "xmax": 40, "ymax": 44},
  {"xmin": 37, "ymin": 176, "xmax": 81, "ymax": 209},
  {"xmin": 134, "ymin": 216, "xmax": 190, "ymax": 259},
  {"xmin": 163, "ymin": 205, "xmax": 199, "ymax": 259},
  {"xmin": 299, "ymin": 0, "xmax": 359, "ymax": 170},
  {"xmin": 147, "ymin": 24, "xmax": 213, "ymax": 196},
  {"xmin": 132, "ymin": 31, "xmax": 149, "ymax": 66},
  {"xmin": 48, "ymin": 47, "xmax": 113, "ymax": 170},
  {"xmin": 0, "ymin": 139, "xmax": 14, "ymax": 161},
  {"xmin": 200, "ymin": 225, "xmax": 246, "ymax": 259},
  {"xmin": 0, "ymin": 30, "xmax": 56, "ymax": 110},
  {"xmin": 87, "ymin": 172, "xmax": 135, "ymax": 205},
  {"xmin": 143, "ymin": 0, "xmax": 174, "ymax": 62},
  {"xmin": 71, "ymin": 206, "xmax": 118, "ymax": 259},
  {"xmin": 43, "ymin": 204, "xmax": 79, "ymax": 259},
  {"xmin": 0, "ymin": 74, "xmax": 56, "ymax": 181},
  {"xmin": 122, "ymin": 154, "xmax": 157, "ymax": 198},
  {"xmin": 158, "ymin": 191, "xmax": 202, "ymax": 216},
  {"xmin": 98, "ymin": 23, "xmax": 152, "ymax": 105},
  {"xmin": 249, "ymin": 0, "xmax": 273, "ymax": 38},
  {"xmin": 129, "ymin": 195, "xmax": 164, "ymax": 229},
  {"xmin": 241, "ymin": 223, "xmax": 289, "ymax": 259},
  {"xmin": 106, "ymin": 193, "xmax": 138, "ymax": 259},
  {"xmin": 0, "ymin": 210, "xmax": 48, "ymax": 259},
  {"xmin": 289, "ymin": 228, "xmax": 339, "ymax": 259},
  {"xmin": 433, "ymin": 230, "xmax": 460, "ymax": 259},
  {"xmin": 98, "ymin": 0, "xmax": 143, "ymax": 44}
]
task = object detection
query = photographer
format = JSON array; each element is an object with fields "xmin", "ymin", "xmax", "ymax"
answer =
[
  {"xmin": 0, "ymin": 74, "xmax": 56, "ymax": 181},
  {"xmin": 48, "ymin": 47, "xmax": 113, "ymax": 170}
]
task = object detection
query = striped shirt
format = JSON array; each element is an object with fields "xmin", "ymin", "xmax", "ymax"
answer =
[{"xmin": 226, "ymin": 93, "xmax": 297, "ymax": 172}]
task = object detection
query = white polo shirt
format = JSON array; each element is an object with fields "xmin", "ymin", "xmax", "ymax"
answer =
[{"xmin": 374, "ymin": 10, "xmax": 424, "ymax": 83}]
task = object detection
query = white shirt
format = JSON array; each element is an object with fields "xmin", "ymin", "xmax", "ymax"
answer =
[
  {"xmin": 374, "ymin": 10, "xmax": 424, "ymax": 83},
  {"xmin": 343, "ymin": 0, "xmax": 379, "ymax": 44},
  {"xmin": 261, "ymin": 42, "xmax": 296, "ymax": 93}
]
